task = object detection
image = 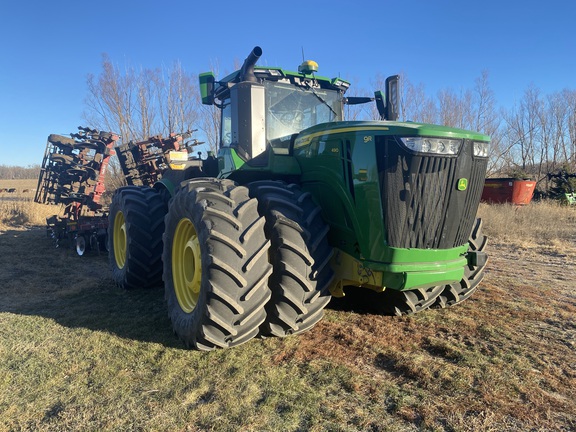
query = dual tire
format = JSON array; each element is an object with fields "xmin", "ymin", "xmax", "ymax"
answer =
[
  {"xmin": 109, "ymin": 179, "xmax": 333, "ymax": 350},
  {"xmin": 432, "ymin": 218, "xmax": 488, "ymax": 309},
  {"xmin": 248, "ymin": 181, "xmax": 334, "ymax": 337},
  {"xmin": 161, "ymin": 179, "xmax": 333, "ymax": 349},
  {"xmin": 162, "ymin": 179, "xmax": 272, "ymax": 350},
  {"xmin": 108, "ymin": 186, "xmax": 167, "ymax": 290}
]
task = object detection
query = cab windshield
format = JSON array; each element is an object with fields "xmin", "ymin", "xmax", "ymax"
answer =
[
  {"xmin": 265, "ymin": 81, "xmax": 343, "ymax": 144},
  {"xmin": 219, "ymin": 80, "xmax": 344, "ymax": 152}
]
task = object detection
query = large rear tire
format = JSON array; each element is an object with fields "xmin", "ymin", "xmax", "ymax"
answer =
[
  {"xmin": 108, "ymin": 186, "xmax": 167, "ymax": 290},
  {"xmin": 163, "ymin": 178, "xmax": 272, "ymax": 350},
  {"xmin": 433, "ymin": 218, "xmax": 488, "ymax": 308},
  {"xmin": 249, "ymin": 181, "xmax": 334, "ymax": 337}
]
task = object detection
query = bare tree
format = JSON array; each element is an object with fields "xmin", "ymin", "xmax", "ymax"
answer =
[
  {"xmin": 503, "ymin": 85, "xmax": 542, "ymax": 173},
  {"xmin": 137, "ymin": 68, "xmax": 159, "ymax": 139},
  {"xmin": 197, "ymin": 103, "xmax": 220, "ymax": 155},
  {"xmin": 0, "ymin": 165, "xmax": 41, "ymax": 179},
  {"xmin": 85, "ymin": 54, "xmax": 136, "ymax": 141},
  {"xmin": 473, "ymin": 71, "xmax": 497, "ymax": 132},
  {"xmin": 470, "ymin": 71, "xmax": 503, "ymax": 174},
  {"xmin": 366, "ymin": 72, "xmax": 438, "ymax": 123},
  {"xmin": 84, "ymin": 54, "xmax": 576, "ymax": 181},
  {"xmin": 564, "ymin": 89, "xmax": 576, "ymax": 168},
  {"xmin": 84, "ymin": 56, "xmax": 200, "ymax": 143},
  {"xmin": 161, "ymin": 61, "xmax": 199, "ymax": 136},
  {"xmin": 437, "ymin": 87, "xmax": 475, "ymax": 129},
  {"xmin": 495, "ymin": 85, "xmax": 576, "ymax": 184}
]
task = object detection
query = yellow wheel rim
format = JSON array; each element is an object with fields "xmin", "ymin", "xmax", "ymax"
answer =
[
  {"xmin": 113, "ymin": 211, "xmax": 127, "ymax": 269},
  {"xmin": 172, "ymin": 218, "xmax": 202, "ymax": 313}
]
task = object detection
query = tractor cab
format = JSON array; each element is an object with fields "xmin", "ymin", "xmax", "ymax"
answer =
[{"xmin": 199, "ymin": 46, "xmax": 398, "ymax": 166}]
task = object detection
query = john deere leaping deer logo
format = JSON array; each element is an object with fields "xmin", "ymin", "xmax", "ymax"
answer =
[{"xmin": 457, "ymin": 178, "xmax": 468, "ymax": 191}]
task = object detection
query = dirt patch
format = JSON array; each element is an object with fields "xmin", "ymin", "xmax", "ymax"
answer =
[{"xmin": 270, "ymin": 241, "xmax": 576, "ymax": 430}]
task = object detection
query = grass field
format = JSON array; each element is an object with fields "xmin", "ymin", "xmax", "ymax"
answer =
[
  {"xmin": 0, "ymin": 193, "xmax": 575, "ymax": 431},
  {"xmin": 0, "ymin": 179, "xmax": 55, "ymax": 228}
]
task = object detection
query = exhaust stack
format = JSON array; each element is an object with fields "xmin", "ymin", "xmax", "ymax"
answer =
[{"xmin": 239, "ymin": 46, "xmax": 262, "ymax": 83}]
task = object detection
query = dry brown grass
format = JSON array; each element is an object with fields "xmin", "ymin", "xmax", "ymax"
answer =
[
  {"xmin": 478, "ymin": 200, "xmax": 576, "ymax": 255},
  {"xmin": 0, "ymin": 180, "xmax": 58, "ymax": 230},
  {"xmin": 0, "ymin": 199, "xmax": 57, "ymax": 229},
  {"xmin": 0, "ymin": 178, "xmax": 38, "ymax": 190}
]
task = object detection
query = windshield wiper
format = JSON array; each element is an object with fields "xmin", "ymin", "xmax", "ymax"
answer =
[{"xmin": 304, "ymin": 82, "xmax": 338, "ymax": 119}]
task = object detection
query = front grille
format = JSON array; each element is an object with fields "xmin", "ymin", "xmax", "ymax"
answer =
[{"xmin": 376, "ymin": 137, "xmax": 488, "ymax": 249}]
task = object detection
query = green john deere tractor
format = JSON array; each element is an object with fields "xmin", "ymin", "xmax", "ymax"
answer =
[{"xmin": 108, "ymin": 46, "xmax": 490, "ymax": 350}]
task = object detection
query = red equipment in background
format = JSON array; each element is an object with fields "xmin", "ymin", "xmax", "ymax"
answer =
[{"xmin": 481, "ymin": 178, "xmax": 537, "ymax": 205}]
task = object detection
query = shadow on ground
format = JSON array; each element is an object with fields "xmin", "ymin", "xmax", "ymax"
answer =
[
  {"xmin": 0, "ymin": 228, "xmax": 406, "ymax": 348},
  {"xmin": 0, "ymin": 227, "xmax": 181, "ymax": 347}
]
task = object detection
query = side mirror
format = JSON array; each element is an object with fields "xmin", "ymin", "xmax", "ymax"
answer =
[
  {"xmin": 385, "ymin": 75, "xmax": 400, "ymax": 121},
  {"xmin": 374, "ymin": 90, "xmax": 386, "ymax": 119},
  {"xmin": 199, "ymin": 72, "xmax": 215, "ymax": 105}
]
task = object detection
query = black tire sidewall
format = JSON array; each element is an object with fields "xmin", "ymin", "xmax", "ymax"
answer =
[
  {"xmin": 162, "ymin": 187, "xmax": 211, "ymax": 345},
  {"xmin": 108, "ymin": 186, "xmax": 167, "ymax": 289},
  {"xmin": 249, "ymin": 180, "xmax": 334, "ymax": 336},
  {"xmin": 163, "ymin": 178, "xmax": 272, "ymax": 350}
]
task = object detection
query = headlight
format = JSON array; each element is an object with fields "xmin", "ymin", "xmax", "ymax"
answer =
[
  {"xmin": 400, "ymin": 137, "xmax": 462, "ymax": 155},
  {"xmin": 473, "ymin": 141, "xmax": 489, "ymax": 157}
]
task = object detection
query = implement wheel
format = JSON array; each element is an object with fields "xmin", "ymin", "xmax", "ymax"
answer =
[
  {"xmin": 433, "ymin": 218, "xmax": 488, "ymax": 308},
  {"xmin": 108, "ymin": 186, "xmax": 167, "ymax": 290},
  {"xmin": 48, "ymin": 134, "xmax": 76, "ymax": 148},
  {"xmin": 163, "ymin": 178, "xmax": 272, "ymax": 350},
  {"xmin": 75, "ymin": 234, "xmax": 88, "ymax": 256},
  {"xmin": 249, "ymin": 181, "xmax": 334, "ymax": 337}
]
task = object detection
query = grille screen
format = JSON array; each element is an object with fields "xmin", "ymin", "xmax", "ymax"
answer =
[{"xmin": 376, "ymin": 137, "xmax": 488, "ymax": 249}]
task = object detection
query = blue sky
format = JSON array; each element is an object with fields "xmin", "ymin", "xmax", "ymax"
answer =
[{"xmin": 1, "ymin": 0, "xmax": 575, "ymax": 166}]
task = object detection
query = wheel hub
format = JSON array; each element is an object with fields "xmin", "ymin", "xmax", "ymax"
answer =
[
  {"xmin": 173, "ymin": 218, "xmax": 202, "ymax": 313},
  {"xmin": 113, "ymin": 211, "xmax": 127, "ymax": 269},
  {"xmin": 75, "ymin": 235, "xmax": 86, "ymax": 256}
]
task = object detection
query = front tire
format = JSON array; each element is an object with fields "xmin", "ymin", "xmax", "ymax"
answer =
[
  {"xmin": 163, "ymin": 178, "xmax": 272, "ymax": 350},
  {"xmin": 380, "ymin": 284, "xmax": 445, "ymax": 316},
  {"xmin": 108, "ymin": 186, "xmax": 167, "ymax": 290},
  {"xmin": 337, "ymin": 283, "xmax": 444, "ymax": 316},
  {"xmin": 433, "ymin": 218, "xmax": 488, "ymax": 308},
  {"xmin": 249, "ymin": 181, "xmax": 334, "ymax": 337}
]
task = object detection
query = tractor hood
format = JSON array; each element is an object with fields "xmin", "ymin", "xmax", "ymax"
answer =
[{"xmin": 294, "ymin": 121, "xmax": 490, "ymax": 149}]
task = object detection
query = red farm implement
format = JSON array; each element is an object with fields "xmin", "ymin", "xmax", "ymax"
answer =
[
  {"xmin": 34, "ymin": 127, "xmax": 119, "ymax": 255},
  {"xmin": 115, "ymin": 130, "xmax": 208, "ymax": 189}
]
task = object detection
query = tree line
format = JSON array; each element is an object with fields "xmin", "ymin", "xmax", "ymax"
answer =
[
  {"xmin": 82, "ymin": 55, "xmax": 576, "ymax": 185},
  {"xmin": 0, "ymin": 165, "xmax": 40, "ymax": 180}
]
